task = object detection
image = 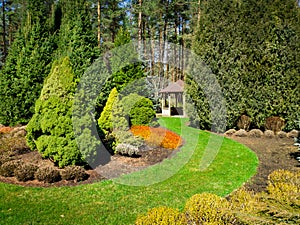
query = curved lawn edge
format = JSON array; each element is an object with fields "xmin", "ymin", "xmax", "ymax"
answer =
[{"xmin": 0, "ymin": 118, "xmax": 258, "ymax": 225}]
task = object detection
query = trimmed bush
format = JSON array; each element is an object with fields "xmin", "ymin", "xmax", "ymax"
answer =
[
  {"xmin": 14, "ymin": 163, "xmax": 38, "ymax": 182},
  {"xmin": 61, "ymin": 165, "xmax": 89, "ymax": 182},
  {"xmin": 248, "ymin": 129, "xmax": 264, "ymax": 138},
  {"xmin": 26, "ymin": 57, "xmax": 85, "ymax": 168},
  {"xmin": 112, "ymin": 93, "xmax": 156, "ymax": 128},
  {"xmin": 277, "ymin": 131, "xmax": 287, "ymax": 138},
  {"xmin": 135, "ymin": 206, "xmax": 186, "ymax": 225},
  {"xmin": 224, "ymin": 129, "xmax": 236, "ymax": 136},
  {"xmin": 233, "ymin": 129, "xmax": 248, "ymax": 137},
  {"xmin": 0, "ymin": 152, "xmax": 13, "ymax": 166},
  {"xmin": 98, "ymin": 88, "xmax": 119, "ymax": 135},
  {"xmin": 264, "ymin": 130, "xmax": 275, "ymax": 138},
  {"xmin": 0, "ymin": 160, "xmax": 21, "ymax": 177},
  {"xmin": 35, "ymin": 166, "xmax": 61, "ymax": 183},
  {"xmin": 184, "ymin": 193, "xmax": 237, "ymax": 225}
]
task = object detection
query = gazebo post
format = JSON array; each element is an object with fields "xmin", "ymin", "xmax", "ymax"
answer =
[
  {"xmin": 168, "ymin": 94, "xmax": 171, "ymax": 116},
  {"xmin": 183, "ymin": 93, "xmax": 186, "ymax": 117}
]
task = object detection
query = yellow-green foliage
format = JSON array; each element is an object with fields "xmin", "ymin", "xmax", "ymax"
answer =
[
  {"xmin": 136, "ymin": 170, "xmax": 300, "ymax": 225},
  {"xmin": 229, "ymin": 188, "xmax": 260, "ymax": 213},
  {"xmin": 184, "ymin": 193, "xmax": 237, "ymax": 225},
  {"xmin": 267, "ymin": 170, "xmax": 300, "ymax": 206},
  {"xmin": 135, "ymin": 206, "xmax": 186, "ymax": 225},
  {"xmin": 98, "ymin": 88, "xmax": 119, "ymax": 135},
  {"xmin": 26, "ymin": 57, "xmax": 84, "ymax": 168}
]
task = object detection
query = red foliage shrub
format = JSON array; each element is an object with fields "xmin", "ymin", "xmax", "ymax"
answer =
[{"xmin": 130, "ymin": 126, "xmax": 182, "ymax": 150}]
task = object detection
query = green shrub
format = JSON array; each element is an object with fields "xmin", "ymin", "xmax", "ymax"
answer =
[
  {"xmin": 14, "ymin": 163, "xmax": 38, "ymax": 182},
  {"xmin": 98, "ymin": 88, "xmax": 119, "ymax": 135},
  {"xmin": 61, "ymin": 165, "xmax": 89, "ymax": 182},
  {"xmin": 35, "ymin": 166, "xmax": 61, "ymax": 183},
  {"xmin": 112, "ymin": 93, "xmax": 156, "ymax": 129},
  {"xmin": 0, "ymin": 160, "xmax": 22, "ymax": 177},
  {"xmin": 26, "ymin": 57, "xmax": 86, "ymax": 168},
  {"xmin": 184, "ymin": 193, "xmax": 237, "ymax": 225},
  {"xmin": 135, "ymin": 206, "xmax": 186, "ymax": 225}
]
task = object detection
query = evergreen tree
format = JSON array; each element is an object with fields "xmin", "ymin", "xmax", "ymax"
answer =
[
  {"xmin": 26, "ymin": 57, "xmax": 85, "ymax": 168},
  {"xmin": 0, "ymin": 1, "xmax": 56, "ymax": 125},
  {"xmin": 189, "ymin": 0, "xmax": 300, "ymax": 130},
  {"xmin": 98, "ymin": 87, "xmax": 119, "ymax": 135},
  {"xmin": 55, "ymin": 0, "xmax": 98, "ymax": 79}
]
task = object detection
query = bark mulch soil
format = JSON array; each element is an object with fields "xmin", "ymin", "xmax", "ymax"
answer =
[{"xmin": 0, "ymin": 135, "xmax": 299, "ymax": 192}]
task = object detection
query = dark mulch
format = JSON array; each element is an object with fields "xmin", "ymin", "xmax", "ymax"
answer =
[{"xmin": 229, "ymin": 136, "xmax": 300, "ymax": 192}]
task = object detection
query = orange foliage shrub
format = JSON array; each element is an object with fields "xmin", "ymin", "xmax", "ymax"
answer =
[
  {"xmin": 0, "ymin": 127, "xmax": 13, "ymax": 134},
  {"xmin": 130, "ymin": 126, "xmax": 182, "ymax": 150}
]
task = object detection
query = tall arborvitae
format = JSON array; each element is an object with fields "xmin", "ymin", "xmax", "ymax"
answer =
[
  {"xmin": 0, "ymin": 0, "xmax": 55, "ymax": 125},
  {"xmin": 189, "ymin": 0, "xmax": 300, "ymax": 130}
]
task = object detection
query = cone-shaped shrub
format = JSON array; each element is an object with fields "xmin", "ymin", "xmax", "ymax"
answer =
[
  {"xmin": 98, "ymin": 88, "xmax": 119, "ymax": 135},
  {"xmin": 26, "ymin": 57, "xmax": 85, "ymax": 168}
]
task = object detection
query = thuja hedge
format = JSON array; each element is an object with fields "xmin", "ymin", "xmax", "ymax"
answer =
[{"xmin": 187, "ymin": 0, "xmax": 300, "ymax": 131}]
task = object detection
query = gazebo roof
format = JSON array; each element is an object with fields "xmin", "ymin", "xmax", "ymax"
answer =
[{"xmin": 160, "ymin": 80, "xmax": 184, "ymax": 93}]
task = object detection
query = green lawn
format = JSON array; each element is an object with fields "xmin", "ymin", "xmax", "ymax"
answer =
[{"xmin": 0, "ymin": 118, "xmax": 258, "ymax": 225}]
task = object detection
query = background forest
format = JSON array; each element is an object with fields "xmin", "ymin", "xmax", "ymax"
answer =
[{"xmin": 0, "ymin": 0, "xmax": 299, "ymax": 131}]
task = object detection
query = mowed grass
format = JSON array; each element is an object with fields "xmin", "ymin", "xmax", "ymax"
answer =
[{"xmin": 0, "ymin": 118, "xmax": 258, "ymax": 224}]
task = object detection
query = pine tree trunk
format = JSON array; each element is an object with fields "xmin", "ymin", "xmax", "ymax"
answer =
[
  {"xmin": 197, "ymin": 0, "xmax": 201, "ymax": 26},
  {"xmin": 138, "ymin": 0, "xmax": 142, "ymax": 51},
  {"xmin": 2, "ymin": 0, "xmax": 7, "ymax": 59},
  {"xmin": 97, "ymin": 0, "xmax": 101, "ymax": 48}
]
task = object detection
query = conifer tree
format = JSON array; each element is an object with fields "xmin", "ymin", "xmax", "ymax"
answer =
[
  {"xmin": 0, "ymin": 1, "xmax": 55, "ymax": 125},
  {"xmin": 26, "ymin": 57, "xmax": 85, "ymax": 167}
]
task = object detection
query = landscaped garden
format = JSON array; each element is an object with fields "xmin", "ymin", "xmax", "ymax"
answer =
[
  {"xmin": 0, "ymin": 117, "xmax": 260, "ymax": 224},
  {"xmin": 0, "ymin": 0, "xmax": 300, "ymax": 224}
]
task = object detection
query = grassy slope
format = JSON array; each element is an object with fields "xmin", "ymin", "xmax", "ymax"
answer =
[{"xmin": 0, "ymin": 118, "xmax": 258, "ymax": 224}]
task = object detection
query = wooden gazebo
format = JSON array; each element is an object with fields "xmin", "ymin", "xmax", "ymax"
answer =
[{"xmin": 159, "ymin": 79, "xmax": 185, "ymax": 116}]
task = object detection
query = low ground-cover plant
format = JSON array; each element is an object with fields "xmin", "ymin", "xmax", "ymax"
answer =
[{"xmin": 130, "ymin": 125, "xmax": 182, "ymax": 149}]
